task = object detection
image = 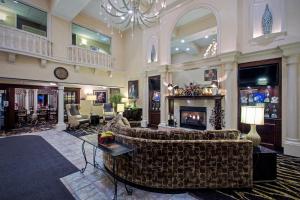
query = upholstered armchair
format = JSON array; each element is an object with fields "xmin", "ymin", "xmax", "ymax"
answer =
[
  {"xmin": 102, "ymin": 103, "xmax": 115, "ymax": 122},
  {"xmin": 65, "ymin": 104, "xmax": 90, "ymax": 129}
]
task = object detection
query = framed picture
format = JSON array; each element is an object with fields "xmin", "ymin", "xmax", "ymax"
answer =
[
  {"xmin": 204, "ymin": 69, "xmax": 217, "ymax": 81},
  {"xmin": 110, "ymin": 88, "xmax": 120, "ymax": 96},
  {"xmin": 128, "ymin": 80, "xmax": 138, "ymax": 99},
  {"xmin": 93, "ymin": 90, "xmax": 107, "ymax": 105}
]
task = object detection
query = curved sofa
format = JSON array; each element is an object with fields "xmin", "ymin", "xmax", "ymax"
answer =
[{"xmin": 103, "ymin": 117, "xmax": 253, "ymax": 189}]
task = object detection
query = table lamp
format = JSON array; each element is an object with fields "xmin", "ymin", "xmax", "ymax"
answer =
[
  {"xmin": 241, "ymin": 105, "xmax": 264, "ymax": 146},
  {"xmin": 117, "ymin": 103, "xmax": 125, "ymax": 115},
  {"xmin": 86, "ymin": 94, "xmax": 96, "ymax": 115}
]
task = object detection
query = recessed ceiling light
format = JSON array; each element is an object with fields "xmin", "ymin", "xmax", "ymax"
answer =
[
  {"xmin": 186, "ymin": 47, "xmax": 190, "ymax": 51},
  {"xmin": 175, "ymin": 47, "xmax": 179, "ymax": 51},
  {"xmin": 180, "ymin": 39, "xmax": 185, "ymax": 43},
  {"xmin": 13, "ymin": 0, "xmax": 18, "ymax": 3},
  {"xmin": 121, "ymin": 16, "xmax": 125, "ymax": 20},
  {"xmin": 205, "ymin": 35, "xmax": 209, "ymax": 39},
  {"xmin": 128, "ymin": 10, "xmax": 133, "ymax": 14}
]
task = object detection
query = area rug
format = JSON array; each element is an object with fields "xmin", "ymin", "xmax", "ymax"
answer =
[
  {"xmin": 0, "ymin": 135, "xmax": 78, "ymax": 200},
  {"xmin": 1, "ymin": 123, "xmax": 56, "ymax": 137},
  {"xmin": 192, "ymin": 154, "xmax": 300, "ymax": 200}
]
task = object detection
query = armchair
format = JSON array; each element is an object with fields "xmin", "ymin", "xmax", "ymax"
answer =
[
  {"xmin": 102, "ymin": 103, "xmax": 115, "ymax": 122},
  {"xmin": 65, "ymin": 104, "xmax": 90, "ymax": 129}
]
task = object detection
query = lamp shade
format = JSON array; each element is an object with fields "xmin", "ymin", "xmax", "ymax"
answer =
[
  {"xmin": 241, "ymin": 106, "xmax": 264, "ymax": 125},
  {"xmin": 117, "ymin": 104, "xmax": 125, "ymax": 112},
  {"xmin": 86, "ymin": 94, "xmax": 96, "ymax": 101},
  {"xmin": 121, "ymin": 98, "xmax": 128, "ymax": 103}
]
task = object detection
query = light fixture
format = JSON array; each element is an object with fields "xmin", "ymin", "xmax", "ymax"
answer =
[
  {"xmin": 86, "ymin": 94, "xmax": 97, "ymax": 115},
  {"xmin": 99, "ymin": 0, "xmax": 167, "ymax": 33},
  {"xmin": 175, "ymin": 47, "xmax": 179, "ymax": 51},
  {"xmin": 241, "ymin": 106, "xmax": 265, "ymax": 146},
  {"xmin": 0, "ymin": 12, "xmax": 7, "ymax": 21},
  {"xmin": 13, "ymin": 0, "xmax": 18, "ymax": 3},
  {"xmin": 107, "ymin": 70, "xmax": 112, "ymax": 78},
  {"xmin": 117, "ymin": 103, "xmax": 125, "ymax": 115},
  {"xmin": 186, "ymin": 47, "xmax": 190, "ymax": 51},
  {"xmin": 204, "ymin": 35, "xmax": 209, "ymax": 39},
  {"xmin": 81, "ymin": 38, "xmax": 87, "ymax": 45},
  {"xmin": 49, "ymin": 82, "xmax": 57, "ymax": 86},
  {"xmin": 180, "ymin": 39, "xmax": 185, "ymax": 43}
]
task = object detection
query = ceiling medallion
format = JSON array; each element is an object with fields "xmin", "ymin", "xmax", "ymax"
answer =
[
  {"xmin": 54, "ymin": 67, "xmax": 69, "ymax": 80},
  {"xmin": 99, "ymin": 0, "xmax": 166, "ymax": 35}
]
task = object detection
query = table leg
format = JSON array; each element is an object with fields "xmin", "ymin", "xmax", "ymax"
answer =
[
  {"xmin": 113, "ymin": 158, "xmax": 117, "ymax": 200},
  {"xmin": 125, "ymin": 154, "xmax": 133, "ymax": 195},
  {"xmin": 93, "ymin": 146, "xmax": 97, "ymax": 167},
  {"xmin": 80, "ymin": 141, "xmax": 88, "ymax": 173}
]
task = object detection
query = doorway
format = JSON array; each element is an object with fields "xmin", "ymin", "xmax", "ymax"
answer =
[
  {"xmin": 148, "ymin": 75, "xmax": 161, "ymax": 128},
  {"xmin": 0, "ymin": 89, "xmax": 8, "ymax": 131}
]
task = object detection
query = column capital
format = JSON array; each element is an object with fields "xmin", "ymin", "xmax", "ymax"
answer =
[
  {"xmin": 280, "ymin": 42, "xmax": 300, "ymax": 57},
  {"xmin": 286, "ymin": 55, "xmax": 300, "ymax": 65},
  {"xmin": 57, "ymin": 84, "xmax": 64, "ymax": 90},
  {"xmin": 219, "ymin": 51, "xmax": 240, "ymax": 64}
]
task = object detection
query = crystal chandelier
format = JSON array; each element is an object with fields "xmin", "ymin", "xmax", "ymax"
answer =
[{"xmin": 99, "ymin": 0, "xmax": 167, "ymax": 33}]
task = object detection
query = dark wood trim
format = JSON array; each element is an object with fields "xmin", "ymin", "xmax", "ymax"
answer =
[
  {"xmin": 148, "ymin": 75, "xmax": 161, "ymax": 128},
  {"xmin": 0, "ymin": 84, "xmax": 57, "ymax": 90},
  {"xmin": 238, "ymin": 58, "xmax": 282, "ymax": 151},
  {"xmin": 7, "ymin": 88, "xmax": 15, "ymax": 129},
  {"xmin": 166, "ymin": 95, "xmax": 224, "ymax": 100}
]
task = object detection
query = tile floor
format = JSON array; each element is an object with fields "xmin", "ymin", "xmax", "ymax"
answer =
[{"xmin": 25, "ymin": 130, "xmax": 198, "ymax": 200}]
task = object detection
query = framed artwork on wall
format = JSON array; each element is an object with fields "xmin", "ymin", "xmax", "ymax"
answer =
[
  {"xmin": 204, "ymin": 69, "xmax": 218, "ymax": 81},
  {"xmin": 128, "ymin": 80, "xmax": 138, "ymax": 99},
  {"xmin": 110, "ymin": 88, "xmax": 120, "ymax": 96},
  {"xmin": 93, "ymin": 90, "xmax": 107, "ymax": 105}
]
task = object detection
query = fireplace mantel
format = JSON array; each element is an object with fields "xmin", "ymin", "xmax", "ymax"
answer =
[
  {"xmin": 166, "ymin": 95, "xmax": 224, "ymax": 100},
  {"xmin": 167, "ymin": 95, "xmax": 224, "ymax": 130}
]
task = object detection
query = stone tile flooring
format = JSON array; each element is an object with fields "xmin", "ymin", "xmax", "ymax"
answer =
[{"xmin": 17, "ymin": 130, "xmax": 197, "ymax": 200}]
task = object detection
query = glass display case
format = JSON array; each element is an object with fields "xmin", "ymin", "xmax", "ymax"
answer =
[{"xmin": 239, "ymin": 85, "xmax": 280, "ymax": 119}]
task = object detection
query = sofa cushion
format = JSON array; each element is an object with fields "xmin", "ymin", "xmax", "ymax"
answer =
[
  {"xmin": 206, "ymin": 130, "xmax": 240, "ymax": 140},
  {"xmin": 122, "ymin": 117, "xmax": 131, "ymax": 128}
]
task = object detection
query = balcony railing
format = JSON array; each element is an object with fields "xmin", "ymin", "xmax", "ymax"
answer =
[
  {"xmin": 68, "ymin": 45, "xmax": 112, "ymax": 69},
  {"xmin": 0, "ymin": 24, "xmax": 52, "ymax": 58}
]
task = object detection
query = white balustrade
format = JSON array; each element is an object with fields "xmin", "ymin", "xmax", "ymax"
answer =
[
  {"xmin": 68, "ymin": 45, "xmax": 112, "ymax": 69},
  {"xmin": 0, "ymin": 24, "xmax": 52, "ymax": 58}
]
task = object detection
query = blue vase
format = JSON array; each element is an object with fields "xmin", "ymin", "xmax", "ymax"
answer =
[{"xmin": 262, "ymin": 4, "xmax": 273, "ymax": 35}]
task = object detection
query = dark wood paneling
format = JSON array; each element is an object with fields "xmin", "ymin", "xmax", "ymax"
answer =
[{"xmin": 148, "ymin": 75, "xmax": 160, "ymax": 128}]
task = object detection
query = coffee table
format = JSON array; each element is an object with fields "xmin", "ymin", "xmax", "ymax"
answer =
[{"xmin": 79, "ymin": 134, "xmax": 134, "ymax": 200}]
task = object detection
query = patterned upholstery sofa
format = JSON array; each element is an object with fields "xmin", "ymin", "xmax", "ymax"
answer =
[{"xmin": 103, "ymin": 116, "xmax": 253, "ymax": 190}]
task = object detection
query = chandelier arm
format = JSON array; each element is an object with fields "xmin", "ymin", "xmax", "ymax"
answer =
[
  {"xmin": 139, "ymin": 16, "xmax": 151, "ymax": 28},
  {"xmin": 121, "ymin": 0, "xmax": 130, "ymax": 11},
  {"xmin": 142, "ymin": 16, "xmax": 156, "ymax": 24},
  {"xmin": 115, "ymin": 15, "xmax": 130, "ymax": 24},
  {"xmin": 107, "ymin": 0, "xmax": 128, "ymax": 14},
  {"xmin": 141, "ymin": 1, "xmax": 156, "ymax": 15},
  {"xmin": 101, "ymin": 5, "xmax": 127, "ymax": 17},
  {"xmin": 122, "ymin": 16, "xmax": 132, "ymax": 29}
]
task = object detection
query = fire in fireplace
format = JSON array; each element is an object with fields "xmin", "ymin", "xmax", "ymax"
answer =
[{"xmin": 180, "ymin": 106, "xmax": 207, "ymax": 130}]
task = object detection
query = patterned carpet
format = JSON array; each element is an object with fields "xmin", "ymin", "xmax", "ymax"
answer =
[
  {"xmin": 192, "ymin": 154, "xmax": 300, "ymax": 200},
  {"xmin": 0, "ymin": 123, "xmax": 55, "ymax": 137},
  {"xmin": 66, "ymin": 127, "xmax": 300, "ymax": 200}
]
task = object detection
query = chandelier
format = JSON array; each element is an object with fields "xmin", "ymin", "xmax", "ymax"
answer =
[{"xmin": 99, "ymin": 0, "xmax": 167, "ymax": 32}]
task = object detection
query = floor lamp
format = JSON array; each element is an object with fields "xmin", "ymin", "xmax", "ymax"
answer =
[
  {"xmin": 86, "ymin": 94, "xmax": 96, "ymax": 116},
  {"xmin": 241, "ymin": 105, "xmax": 264, "ymax": 147}
]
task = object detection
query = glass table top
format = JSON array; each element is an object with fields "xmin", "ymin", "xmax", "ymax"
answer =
[{"xmin": 79, "ymin": 134, "xmax": 134, "ymax": 157}]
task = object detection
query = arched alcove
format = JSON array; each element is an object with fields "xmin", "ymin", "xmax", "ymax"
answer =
[{"xmin": 170, "ymin": 7, "xmax": 219, "ymax": 64}]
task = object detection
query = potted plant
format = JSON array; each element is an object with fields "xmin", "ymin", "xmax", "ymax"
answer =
[{"xmin": 110, "ymin": 93, "xmax": 123, "ymax": 112}]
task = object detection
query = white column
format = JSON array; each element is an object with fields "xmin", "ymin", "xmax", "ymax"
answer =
[
  {"xmin": 141, "ymin": 72, "xmax": 149, "ymax": 127},
  {"xmin": 32, "ymin": 89, "xmax": 38, "ymax": 118},
  {"xmin": 56, "ymin": 85, "xmax": 66, "ymax": 131},
  {"xmin": 159, "ymin": 71, "xmax": 167, "ymax": 127},
  {"xmin": 224, "ymin": 62, "xmax": 238, "ymax": 129},
  {"xmin": 284, "ymin": 55, "xmax": 300, "ymax": 156},
  {"xmin": 24, "ymin": 89, "xmax": 30, "ymax": 114}
]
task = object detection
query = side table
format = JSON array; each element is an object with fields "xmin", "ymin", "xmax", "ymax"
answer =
[
  {"xmin": 253, "ymin": 145, "xmax": 277, "ymax": 182},
  {"xmin": 90, "ymin": 115, "xmax": 100, "ymax": 126}
]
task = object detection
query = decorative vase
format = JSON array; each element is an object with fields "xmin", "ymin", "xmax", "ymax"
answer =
[{"xmin": 262, "ymin": 4, "xmax": 273, "ymax": 35}]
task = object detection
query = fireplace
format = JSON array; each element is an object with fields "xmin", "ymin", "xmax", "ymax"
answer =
[{"xmin": 180, "ymin": 106, "xmax": 207, "ymax": 130}]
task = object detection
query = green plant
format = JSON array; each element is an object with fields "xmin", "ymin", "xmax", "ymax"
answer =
[{"xmin": 110, "ymin": 93, "xmax": 123, "ymax": 111}]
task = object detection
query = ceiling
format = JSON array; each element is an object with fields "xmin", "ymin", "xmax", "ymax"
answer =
[
  {"xmin": 0, "ymin": 0, "xmax": 47, "ymax": 26},
  {"xmin": 176, "ymin": 8, "xmax": 211, "ymax": 27}
]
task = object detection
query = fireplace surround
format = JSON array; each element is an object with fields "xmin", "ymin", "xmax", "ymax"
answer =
[{"xmin": 180, "ymin": 106, "xmax": 207, "ymax": 130}]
